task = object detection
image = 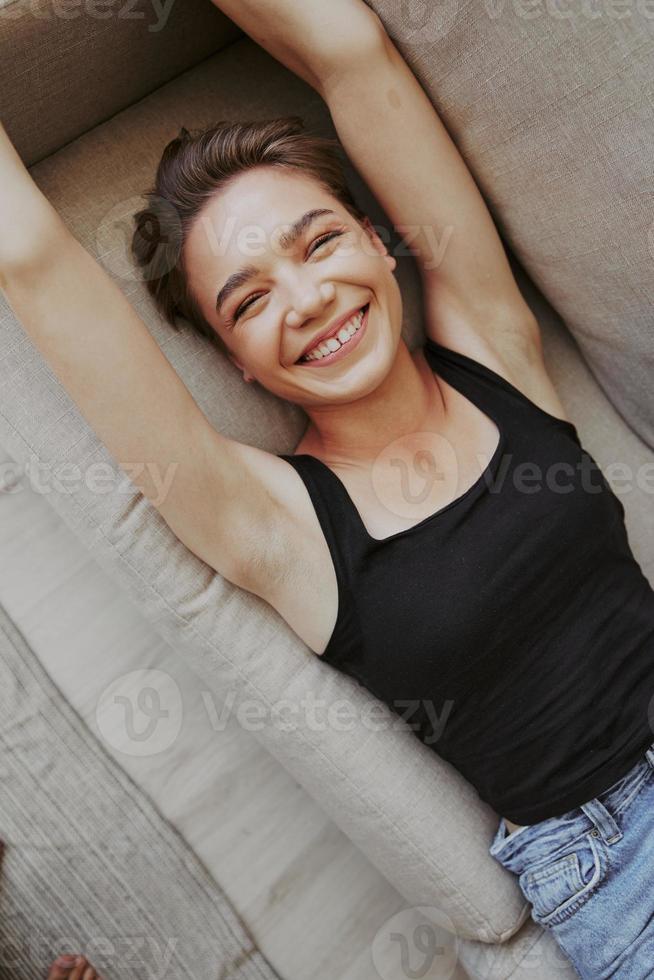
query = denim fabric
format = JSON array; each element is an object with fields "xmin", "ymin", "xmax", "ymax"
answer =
[{"xmin": 489, "ymin": 740, "xmax": 654, "ymax": 978}]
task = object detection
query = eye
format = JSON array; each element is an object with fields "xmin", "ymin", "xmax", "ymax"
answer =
[
  {"xmin": 232, "ymin": 293, "xmax": 263, "ymax": 322},
  {"xmin": 229, "ymin": 229, "xmax": 347, "ymax": 324},
  {"xmin": 308, "ymin": 229, "xmax": 345, "ymax": 255}
]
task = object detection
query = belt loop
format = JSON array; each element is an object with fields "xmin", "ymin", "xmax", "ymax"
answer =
[{"xmin": 580, "ymin": 799, "xmax": 622, "ymax": 844}]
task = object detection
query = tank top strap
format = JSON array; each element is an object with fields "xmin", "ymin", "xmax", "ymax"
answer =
[
  {"xmin": 277, "ymin": 451, "xmax": 366, "ymax": 663},
  {"xmin": 423, "ymin": 338, "xmax": 521, "ymax": 418},
  {"xmin": 423, "ymin": 337, "xmax": 579, "ymax": 440},
  {"xmin": 276, "ymin": 452, "xmax": 369, "ymax": 571}
]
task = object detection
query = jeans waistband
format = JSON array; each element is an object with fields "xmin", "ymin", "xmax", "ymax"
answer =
[{"xmin": 489, "ymin": 740, "xmax": 654, "ymax": 875}]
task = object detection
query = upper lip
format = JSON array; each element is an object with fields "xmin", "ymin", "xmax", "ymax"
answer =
[{"xmin": 295, "ymin": 304, "xmax": 367, "ymax": 363}]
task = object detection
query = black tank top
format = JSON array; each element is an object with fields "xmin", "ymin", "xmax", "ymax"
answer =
[{"xmin": 278, "ymin": 339, "xmax": 654, "ymax": 825}]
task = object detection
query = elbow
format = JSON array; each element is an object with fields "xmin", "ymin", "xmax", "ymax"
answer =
[
  {"xmin": 316, "ymin": 8, "xmax": 389, "ymax": 93},
  {"xmin": 1, "ymin": 184, "xmax": 65, "ymax": 268},
  {"xmin": 0, "ymin": 210, "xmax": 69, "ymax": 288}
]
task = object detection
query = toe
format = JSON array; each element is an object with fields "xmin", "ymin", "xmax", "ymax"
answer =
[
  {"xmin": 47, "ymin": 954, "xmax": 101, "ymax": 980},
  {"xmin": 48, "ymin": 956, "xmax": 78, "ymax": 979},
  {"xmin": 68, "ymin": 958, "xmax": 89, "ymax": 980}
]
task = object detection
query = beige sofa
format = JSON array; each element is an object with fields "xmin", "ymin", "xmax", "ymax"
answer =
[{"xmin": 1, "ymin": 1, "xmax": 652, "ymax": 976}]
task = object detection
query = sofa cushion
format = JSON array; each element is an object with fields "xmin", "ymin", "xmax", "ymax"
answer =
[
  {"xmin": 369, "ymin": 1, "xmax": 654, "ymax": 449},
  {"xmin": 0, "ymin": 0, "xmax": 241, "ymax": 165}
]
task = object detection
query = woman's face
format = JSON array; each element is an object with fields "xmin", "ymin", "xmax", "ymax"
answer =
[{"xmin": 183, "ymin": 166, "xmax": 402, "ymax": 407}]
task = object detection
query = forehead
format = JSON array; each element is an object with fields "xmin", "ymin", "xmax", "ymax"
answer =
[{"xmin": 184, "ymin": 167, "xmax": 344, "ymax": 280}]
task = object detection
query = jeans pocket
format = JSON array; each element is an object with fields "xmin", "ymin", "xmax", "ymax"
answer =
[{"xmin": 519, "ymin": 832, "xmax": 605, "ymax": 928}]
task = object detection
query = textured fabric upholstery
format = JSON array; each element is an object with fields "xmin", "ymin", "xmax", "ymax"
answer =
[
  {"xmin": 0, "ymin": 0, "xmax": 241, "ymax": 165},
  {"xmin": 1, "ymin": 12, "xmax": 652, "ymax": 973}
]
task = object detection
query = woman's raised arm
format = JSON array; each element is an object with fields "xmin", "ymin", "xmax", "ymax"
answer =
[
  {"xmin": 0, "ymin": 122, "xmax": 62, "ymax": 276},
  {"xmin": 0, "ymin": 121, "xmax": 294, "ymax": 590}
]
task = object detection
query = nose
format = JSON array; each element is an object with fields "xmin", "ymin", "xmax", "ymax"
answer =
[{"xmin": 284, "ymin": 281, "xmax": 336, "ymax": 328}]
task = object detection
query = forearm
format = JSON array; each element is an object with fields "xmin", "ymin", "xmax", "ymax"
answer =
[
  {"xmin": 0, "ymin": 121, "xmax": 62, "ymax": 280},
  {"xmin": 208, "ymin": 0, "xmax": 384, "ymax": 92}
]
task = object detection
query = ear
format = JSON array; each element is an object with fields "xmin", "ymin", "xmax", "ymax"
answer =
[
  {"xmin": 361, "ymin": 215, "xmax": 397, "ymax": 271},
  {"xmin": 228, "ymin": 352, "xmax": 255, "ymax": 384}
]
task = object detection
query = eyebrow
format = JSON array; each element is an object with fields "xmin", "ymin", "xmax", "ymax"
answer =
[{"xmin": 215, "ymin": 208, "xmax": 337, "ymax": 316}]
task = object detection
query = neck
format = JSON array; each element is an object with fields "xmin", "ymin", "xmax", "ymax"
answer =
[{"xmin": 300, "ymin": 340, "xmax": 445, "ymax": 466}]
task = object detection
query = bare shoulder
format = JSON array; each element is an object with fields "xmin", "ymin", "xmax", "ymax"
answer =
[{"xmin": 420, "ymin": 286, "xmax": 573, "ymax": 425}]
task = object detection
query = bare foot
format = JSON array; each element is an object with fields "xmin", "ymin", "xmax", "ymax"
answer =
[{"xmin": 47, "ymin": 955, "xmax": 102, "ymax": 980}]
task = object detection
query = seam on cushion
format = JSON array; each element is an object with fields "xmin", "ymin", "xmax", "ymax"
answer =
[
  {"xmin": 0, "ymin": 409, "xmax": 514, "ymax": 942},
  {"xmin": 497, "ymin": 900, "xmax": 532, "ymax": 945}
]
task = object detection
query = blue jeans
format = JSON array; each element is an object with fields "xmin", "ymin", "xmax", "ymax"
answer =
[{"xmin": 489, "ymin": 739, "xmax": 654, "ymax": 979}]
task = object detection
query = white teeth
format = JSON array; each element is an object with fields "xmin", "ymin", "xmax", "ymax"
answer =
[{"xmin": 300, "ymin": 307, "xmax": 366, "ymax": 362}]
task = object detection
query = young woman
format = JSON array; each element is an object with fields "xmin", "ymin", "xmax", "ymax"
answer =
[{"xmin": 2, "ymin": 1, "xmax": 654, "ymax": 976}]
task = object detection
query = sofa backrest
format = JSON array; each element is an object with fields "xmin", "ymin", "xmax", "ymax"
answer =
[{"xmin": 0, "ymin": 0, "xmax": 242, "ymax": 165}]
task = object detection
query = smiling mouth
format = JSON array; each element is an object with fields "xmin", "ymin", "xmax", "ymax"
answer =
[{"xmin": 295, "ymin": 304, "xmax": 369, "ymax": 365}]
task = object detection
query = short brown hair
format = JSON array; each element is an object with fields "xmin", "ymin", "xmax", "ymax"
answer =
[{"xmin": 131, "ymin": 116, "xmax": 366, "ymax": 355}]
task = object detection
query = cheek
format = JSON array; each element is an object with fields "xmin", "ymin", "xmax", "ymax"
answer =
[
  {"xmin": 360, "ymin": 250, "xmax": 394, "ymax": 285},
  {"xmin": 237, "ymin": 324, "xmax": 282, "ymax": 366}
]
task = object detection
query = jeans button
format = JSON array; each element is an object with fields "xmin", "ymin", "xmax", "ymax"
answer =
[{"xmin": 590, "ymin": 828, "xmax": 600, "ymax": 838}]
